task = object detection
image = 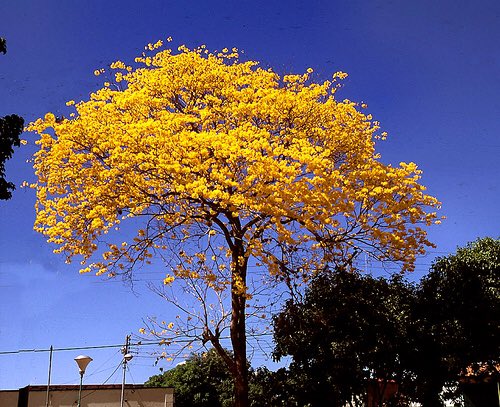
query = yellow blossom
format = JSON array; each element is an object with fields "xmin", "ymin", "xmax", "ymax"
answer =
[{"xmin": 163, "ymin": 275, "xmax": 175, "ymax": 285}]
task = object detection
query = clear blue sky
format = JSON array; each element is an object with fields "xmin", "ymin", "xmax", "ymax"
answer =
[{"xmin": 1, "ymin": 0, "xmax": 499, "ymax": 390}]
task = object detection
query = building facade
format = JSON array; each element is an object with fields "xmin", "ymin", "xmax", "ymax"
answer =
[{"xmin": 0, "ymin": 384, "xmax": 174, "ymax": 407}]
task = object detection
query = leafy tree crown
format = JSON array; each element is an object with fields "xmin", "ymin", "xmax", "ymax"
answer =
[{"xmin": 28, "ymin": 42, "xmax": 440, "ymax": 279}]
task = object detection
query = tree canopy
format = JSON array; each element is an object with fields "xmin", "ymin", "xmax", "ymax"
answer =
[
  {"xmin": 0, "ymin": 37, "xmax": 24, "ymax": 200},
  {"xmin": 409, "ymin": 237, "xmax": 500, "ymax": 406},
  {"xmin": 0, "ymin": 37, "xmax": 6, "ymax": 54},
  {"xmin": 273, "ymin": 237, "xmax": 500, "ymax": 407},
  {"xmin": 146, "ymin": 349, "xmax": 234, "ymax": 407},
  {"xmin": 0, "ymin": 114, "xmax": 24, "ymax": 200},
  {"xmin": 273, "ymin": 271, "xmax": 415, "ymax": 406},
  {"xmin": 28, "ymin": 41, "xmax": 440, "ymax": 407}
]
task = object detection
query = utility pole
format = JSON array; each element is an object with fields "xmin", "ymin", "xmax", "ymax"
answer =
[
  {"xmin": 120, "ymin": 335, "xmax": 133, "ymax": 407},
  {"xmin": 45, "ymin": 346, "xmax": 53, "ymax": 407}
]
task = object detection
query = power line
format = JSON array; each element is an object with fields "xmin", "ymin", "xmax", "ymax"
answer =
[
  {"xmin": 0, "ymin": 341, "xmax": 156, "ymax": 356},
  {"xmin": 0, "ymin": 343, "xmax": 125, "ymax": 356},
  {"xmin": 0, "ymin": 336, "xmax": 257, "ymax": 357}
]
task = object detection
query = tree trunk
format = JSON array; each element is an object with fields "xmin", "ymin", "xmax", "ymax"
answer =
[
  {"xmin": 420, "ymin": 381, "xmax": 444, "ymax": 407},
  {"xmin": 230, "ymin": 243, "xmax": 249, "ymax": 407},
  {"xmin": 208, "ymin": 264, "xmax": 249, "ymax": 407},
  {"xmin": 231, "ymin": 291, "xmax": 249, "ymax": 407}
]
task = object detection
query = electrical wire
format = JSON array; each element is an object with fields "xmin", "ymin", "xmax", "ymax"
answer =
[
  {"xmin": 0, "ymin": 336, "xmax": 273, "ymax": 357},
  {"xmin": 80, "ymin": 360, "xmax": 124, "ymax": 401}
]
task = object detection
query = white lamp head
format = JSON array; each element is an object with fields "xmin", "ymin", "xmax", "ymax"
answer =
[{"xmin": 74, "ymin": 355, "xmax": 93, "ymax": 374}]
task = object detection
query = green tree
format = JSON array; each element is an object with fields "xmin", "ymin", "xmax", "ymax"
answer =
[
  {"xmin": 272, "ymin": 238, "xmax": 500, "ymax": 407},
  {"xmin": 273, "ymin": 270, "xmax": 415, "ymax": 407},
  {"xmin": 409, "ymin": 237, "xmax": 500, "ymax": 406},
  {"xmin": 0, "ymin": 37, "xmax": 24, "ymax": 200},
  {"xmin": 146, "ymin": 349, "xmax": 234, "ymax": 407},
  {"xmin": 145, "ymin": 349, "xmax": 290, "ymax": 407}
]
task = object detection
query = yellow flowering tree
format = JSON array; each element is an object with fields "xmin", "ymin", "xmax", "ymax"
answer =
[{"xmin": 29, "ymin": 41, "xmax": 440, "ymax": 407}]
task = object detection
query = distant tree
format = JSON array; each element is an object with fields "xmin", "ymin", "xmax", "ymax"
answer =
[
  {"xmin": 273, "ymin": 270, "xmax": 416, "ymax": 407},
  {"xmin": 409, "ymin": 237, "xmax": 500, "ymax": 406},
  {"xmin": 145, "ymin": 349, "xmax": 290, "ymax": 407},
  {"xmin": 0, "ymin": 37, "xmax": 24, "ymax": 200},
  {"xmin": 146, "ymin": 349, "xmax": 234, "ymax": 407}
]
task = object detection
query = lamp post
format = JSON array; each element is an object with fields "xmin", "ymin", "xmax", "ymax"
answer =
[{"xmin": 74, "ymin": 355, "xmax": 92, "ymax": 407}]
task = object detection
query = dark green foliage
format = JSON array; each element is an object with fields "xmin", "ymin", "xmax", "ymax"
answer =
[
  {"xmin": 419, "ymin": 237, "xmax": 499, "ymax": 365},
  {"xmin": 248, "ymin": 367, "xmax": 304, "ymax": 407},
  {"xmin": 0, "ymin": 114, "xmax": 24, "ymax": 200},
  {"xmin": 273, "ymin": 238, "xmax": 500, "ymax": 407},
  {"xmin": 273, "ymin": 271, "xmax": 415, "ymax": 406},
  {"xmin": 146, "ymin": 349, "xmax": 234, "ymax": 407},
  {"xmin": 409, "ymin": 237, "xmax": 500, "ymax": 406},
  {"xmin": 0, "ymin": 37, "xmax": 24, "ymax": 200}
]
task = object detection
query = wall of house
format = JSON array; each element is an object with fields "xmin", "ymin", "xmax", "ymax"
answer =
[
  {"xmin": 1, "ymin": 386, "xmax": 174, "ymax": 407},
  {"xmin": 30, "ymin": 387, "xmax": 174, "ymax": 407},
  {"xmin": 0, "ymin": 390, "xmax": 19, "ymax": 406}
]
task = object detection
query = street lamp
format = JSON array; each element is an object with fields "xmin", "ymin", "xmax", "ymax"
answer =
[{"xmin": 74, "ymin": 355, "xmax": 92, "ymax": 407}]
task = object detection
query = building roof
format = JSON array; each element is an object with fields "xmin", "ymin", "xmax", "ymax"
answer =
[{"xmin": 0, "ymin": 384, "xmax": 171, "ymax": 393}]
